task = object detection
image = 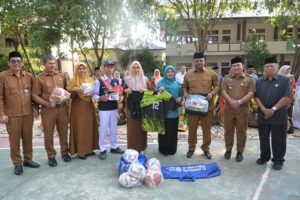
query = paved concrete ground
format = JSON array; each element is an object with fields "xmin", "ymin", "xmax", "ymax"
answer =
[{"xmin": 0, "ymin": 138, "xmax": 300, "ymax": 200}]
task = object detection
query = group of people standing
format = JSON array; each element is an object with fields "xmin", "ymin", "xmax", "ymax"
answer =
[{"xmin": 0, "ymin": 50, "xmax": 292, "ymax": 176}]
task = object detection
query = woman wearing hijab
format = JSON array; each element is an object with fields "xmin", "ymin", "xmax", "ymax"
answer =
[
  {"xmin": 124, "ymin": 61, "xmax": 150, "ymax": 153},
  {"xmin": 150, "ymin": 69, "xmax": 162, "ymax": 91},
  {"xmin": 278, "ymin": 65, "xmax": 296, "ymax": 133},
  {"xmin": 67, "ymin": 62, "xmax": 99, "ymax": 159},
  {"xmin": 156, "ymin": 65, "xmax": 183, "ymax": 156}
]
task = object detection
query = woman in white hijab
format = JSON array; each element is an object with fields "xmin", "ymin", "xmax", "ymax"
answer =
[{"xmin": 124, "ymin": 61, "xmax": 150, "ymax": 153}]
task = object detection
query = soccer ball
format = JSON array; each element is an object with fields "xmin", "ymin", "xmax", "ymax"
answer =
[
  {"xmin": 49, "ymin": 87, "xmax": 70, "ymax": 103},
  {"xmin": 80, "ymin": 83, "xmax": 93, "ymax": 96},
  {"xmin": 119, "ymin": 172, "xmax": 141, "ymax": 188},
  {"xmin": 128, "ymin": 162, "xmax": 146, "ymax": 181},
  {"xmin": 146, "ymin": 158, "xmax": 161, "ymax": 171},
  {"xmin": 143, "ymin": 170, "xmax": 164, "ymax": 188},
  {"xmin": 122, "ymin": 149, "xmax": 139, "ymax": 164}
]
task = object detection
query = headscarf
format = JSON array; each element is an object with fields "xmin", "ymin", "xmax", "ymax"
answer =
[
  {"xmin": 278, "ymin": 65, "xmax": 292, "ymax": 77},
  {"xmin": 152, "ymin": 69, "xmax": 162, "ymax": 84},
  {"xmin": 114, "ymin": 70, "xmax": 122, "ymax": 85},
  {"xmin": 125, "ymin": 61, "xmax": 147, "ymax": 91},
  {"xmin": 157, "ymin": 65, "xmax": 181, "ymax": 98},
  {"xmin": 67, "ymin": 62, "xmax": 94, "ymax": 102}
]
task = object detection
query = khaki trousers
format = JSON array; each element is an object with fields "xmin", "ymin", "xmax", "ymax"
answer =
[
  {"xmin": 224, "ymin": 105, "xmax": 248, "ymax": 152},
  {"xmin": 6, "ymin": 114, "xmax": 33, "ymax": 166},
  {"xmin": 41, "ymin": 106, "xmax": 69, "ymax": 158},
  {"xmin": 188, "ymin": 110, "xmax": 213, "ymax": 152}
]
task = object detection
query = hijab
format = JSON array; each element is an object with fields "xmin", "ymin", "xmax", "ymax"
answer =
[
  {"xmin": 153, "ymin": 69, "xmax": 162, "ymax": 84},
  {"xmin": 67, "ymin": 62, "xmax": 94, "ymax": 102},
  {"xmin": 125, "ymin": 61, "xmax": 147, "ymax": 91},
  {"xmin": 278, "ymin": 65, "xmax": 292, "ymax": 77},
  {"xmin": 158, "ymin": 65, "xmax": 181, "ymax": 98}
]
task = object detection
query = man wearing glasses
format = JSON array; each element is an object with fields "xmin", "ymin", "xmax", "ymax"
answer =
[{"xmin": 0, "ymin": 51, "xmax": 40, "ymax": 175}]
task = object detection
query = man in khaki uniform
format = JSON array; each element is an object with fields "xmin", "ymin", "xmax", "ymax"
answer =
[
  {"xmin": 221, "ymin": 57, "xmax": 255, "ymax": 162},
  {"xmin": 183, "ymin": 52, "xmax": 220, "ymax": 159},
  {"xmin": 0, "ymin": 51, "xmax": 40, "ymax": 175},
  {"xmin": 32, "ymin": 55, "xmax": 71, "ymax": 167}
]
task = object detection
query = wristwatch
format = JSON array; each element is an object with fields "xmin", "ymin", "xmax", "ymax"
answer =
[
  {"xmin": 271, "ymin": 106, "xmax": 277, "ymax": 112},
  {"xmin": 238, "ymin": 100, "xmax": 243, "ymax": 105}
]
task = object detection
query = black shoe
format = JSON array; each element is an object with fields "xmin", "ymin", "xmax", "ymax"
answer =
[
  {"xmin": 204, "ymin": 151, "xmax": 212, "ymax": 159},
  {"xmin": 236, "ymin": 152, "xmax": 243, "ymax": 162},
  {"xmin": 186, "ymin": 150, "xmax": 194, "ymax": 158},
  {"xmin": 14, "ymin": 165, "xmax": 23, "ymax": 175},
  {"xmin": 23, "ymin": 160, "xmax": 40, "ymax": 168},
  {"xmin": 287, "ymin": 127, "xmax": 294, "ymax": 134},
  {"xmin": 256, "ymin": 158, "xmax": 267, "ymax": 165},
  {"xmin": 224, "ymin": 151, "xmax": 231, "ymax": 160},
  {"xmin": 78, "ymin": 155, "xmax": 87, "ymax": 160},
  {"xmin": 99, "ymin": 151, "xmax": 107, "ymax": 160},
  {"xmin": 48, "ymin": 158, "xmax": 57, "ymax": 167},
  {"xmin": 110, "ymin": 147, "xmax": 124, "ymax": 154},
  {"xmin": 272, "ymin": 163, "xmax": 283, "ymax": 170},
  {"xmin": 62, "ymin": 154, "xmax": 71, "ymax": 162}
]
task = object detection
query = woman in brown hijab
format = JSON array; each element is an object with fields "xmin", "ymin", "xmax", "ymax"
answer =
[
  {"xmin": 150, "ymin": 69, "xmax": 162, "ymax": 91},
  {"xmin": 67, "ymin": 62, "xmax": 99, "ymax": 159}
]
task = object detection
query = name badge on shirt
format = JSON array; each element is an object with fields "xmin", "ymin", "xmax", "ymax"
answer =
[{"xmin": 24, "ymin": 87, "xmax": 30, "ymax": 96}]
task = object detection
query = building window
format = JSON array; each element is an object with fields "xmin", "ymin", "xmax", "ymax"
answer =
[
  {"xmin": 208, "ymin": 36, "xmax": 218, "ymax": 43},
  {"xmin": 222, "ymin": 36, "xmax": 231, "ymax": 43},
  {"xmin": 223, "ymin": 30, "xmax": 231, "ymax": 34},
  {"xmin": 208, "ymin": 30, "xmax": 219, "ymax": 35},
  {"xmin": 221, "ymin": 62, "xmax": 230, "ymax": 67},
  {"xmin": 284, "ymin": 61, "xmax": 291, "ymax": 65},
  {"xmin": 5, "ymin": 38, "xmax": 15, "ymax": 47},
  {"xmin": 249, "ymin": 29, "xmax": 265, "ymax": 34},
  {"xmin": 207, "ymin": 63, "xmax": 218, "ymax": 68}
]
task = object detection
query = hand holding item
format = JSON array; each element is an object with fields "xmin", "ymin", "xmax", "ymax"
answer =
[
  {"xmin": 80, "ymin": 83, "xmax": 93, "ymax": 96},
  {"xmin": 124, "ymin": 88, "xmax": 132, "ymax": 94},
  {"xmin": 49, "ymin": 87, "xmax": 70, "ymax": 104},
  {"xmin": 0, "ymin": 115, "xmax": 9, "ymax": 124}
]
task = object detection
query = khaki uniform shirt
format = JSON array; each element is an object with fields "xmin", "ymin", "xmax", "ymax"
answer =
[
  {"xmin": 0, "ymin": 70, "xmax": 34, "ymax": 117},
  {"xmin": 32, "ymin": 71, "xmax": 66, "ymax": 102},
  {"xmin": 183, "ymin": 67, "xmax": 220, "ymax": 95},
  {"xmin": 221, "ymin": 74, "xmax": 255, "ymax": 107}
]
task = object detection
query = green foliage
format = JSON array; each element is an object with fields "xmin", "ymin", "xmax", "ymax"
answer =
[
  {"xmin": 0, "ymin": 55, "xmax": 9, "ymax": 72},
  {"xmin": 119, "ymin": 52, "xmax": 133, "ymax": 70},
  {"xmin": 18, "ymin": 48, "xmax": 44, "ymax": 74},
  {"xmin": 243, "ymin": 34, "xmax": 270, "ymax": 73},
  {"xmin": 136, "ymin": 49, "xmax": 162, "ymax": 75}
]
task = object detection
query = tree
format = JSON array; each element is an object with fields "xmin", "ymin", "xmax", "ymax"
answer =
[
  {"xmin": 243, "ymin": 34, "xmax": 270, "ymax": 73},
  {"xmin": 133, "ymin": 0, "xmax": 252, "ymax": 52},
  {"xmin": 0, "ymin": 0, "xmax": 37, "ymax": 75},
  {"xmin": 264, "ymin": 0, "xmax": 300, "ymax": 74},
  {"xmin": 136, "ymin": 49, "xmax": 162, "ymax": 76},
  {"xmin": 120, "ymin": 51, "xmax": 134, "ymax": 70}
]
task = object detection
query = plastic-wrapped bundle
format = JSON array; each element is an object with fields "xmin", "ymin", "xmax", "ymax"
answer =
[
  {"xmin": 49, "ymin": 87, "xmax": 70, "ymax": 103},
  {"xmin": 118, "ymin": 172, "xmax": 141, "ymax": 188},
  {"xmin": 122, "ymin": 149, "xmax": 139, "ymax": 164},
  {"xmin": 146, "ymin": 158, "xmax": 161, "ymax": 171},
  {"xmin": 127, "ymin": 162, "xmax": 146, "ymax": 181},
  {"xmin": 143, "ymin": 170, "xmax": 164, "ymax": 188},
  {"xmin": 80, "ymin": 83, "xmax": 93, "ymax": 96}
]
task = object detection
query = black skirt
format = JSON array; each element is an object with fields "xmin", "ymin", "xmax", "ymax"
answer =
[{"xmin": 158, "ymin": 117, "xmax": 179, "ymax": 155}]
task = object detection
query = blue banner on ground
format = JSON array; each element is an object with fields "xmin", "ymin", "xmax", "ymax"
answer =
[{"xmin": 161, "ymin": 162, "xmax": 221, "ymax": 182}]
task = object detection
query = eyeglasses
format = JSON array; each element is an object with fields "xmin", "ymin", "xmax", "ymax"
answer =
[{"xmin": 9, "ymin": 60, "xmax": 22, "ymax": 64}]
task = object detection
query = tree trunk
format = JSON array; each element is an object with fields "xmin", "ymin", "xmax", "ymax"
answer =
[
  {"xmin": 74, "ymin": 38, "xmax": 93, "ymax": 75},
  {"xmin": 14, "ymin": 27, "xmax": 36, "ymax": 77}
]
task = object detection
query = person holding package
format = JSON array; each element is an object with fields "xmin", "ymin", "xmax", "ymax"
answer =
[
  {"xmin": 156, "ymin": 65, "xmax": 183, "ymax": 156},
  {"xmin": 0, "ymin": 51, "xmax": 40, "ymax": 175},
  {"xmin": 67, "ymin": 62, "xmax": 99, "ymax": 159},
  {"xmin": 124, "ymin": 61, "xmax": 150, "ymax": 153},
  {"xmin": 183, "ymin": 52, "xmax": 219, "ymax": 159},
  {"xmin": 221, "ymin": 57, "xmax": 255, "ymax": 162},
  {"xmin": 93, "ymin": 60, "xmax": 124, "ymax": 160},
  {"xmin": 32, "ymin": 55, "xmax": 71, "ymax": 167}
]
